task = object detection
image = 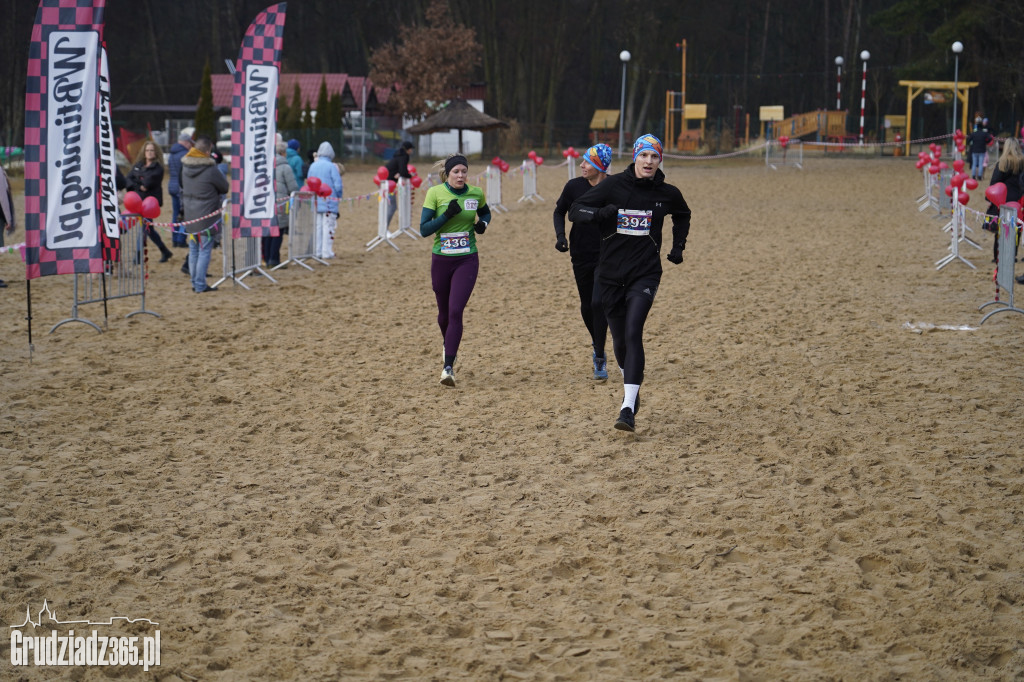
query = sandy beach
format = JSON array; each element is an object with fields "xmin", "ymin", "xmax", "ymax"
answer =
[{"xmin": 2, "ymin": 154, "xmax": 1023, "ymax": 680}]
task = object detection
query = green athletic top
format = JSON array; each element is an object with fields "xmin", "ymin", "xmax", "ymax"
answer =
[{"xmin": 421, "ymin": 182, "xmax": 488, "ymax": 256}]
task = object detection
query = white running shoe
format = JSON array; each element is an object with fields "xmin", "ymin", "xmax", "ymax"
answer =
[{"xmin": 440, "ymin": 365, "xmax": 456, "ymax": 387}]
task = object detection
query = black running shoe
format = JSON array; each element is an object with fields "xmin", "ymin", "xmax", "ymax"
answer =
[{"xmin": 614, "ymin": 407, "xmax": 635, "ymax": 432}]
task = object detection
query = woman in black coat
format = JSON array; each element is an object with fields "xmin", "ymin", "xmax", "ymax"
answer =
[{"xmin": 126, "ymin": 140, "xmax": 172, "ymax": 262}]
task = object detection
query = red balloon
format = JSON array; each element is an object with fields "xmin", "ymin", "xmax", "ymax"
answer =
[
  {"xmin": 928, "ymin": 164, "xmax": 941, "ymax": 175},
  {"xmin": 123, "ymin": 191, "xmax": 143, "ymax": 214},
  {"xmin": 985, "ymin": 182, "xmax": 1007, "ymax": 207},
  {"xmin": 535, "ymin": 156, "xmax": 544, "ymax": 165},
  {"xmin": 938, "ymin": 161, "xmax": 949, "ymax": 170},
  {"xmin": 492, "ymin": 156, "xmax": 502, "ymax": 166},
  {"xmin": 387, "ymin": 179, "xmax": 397, "ymax": 193},
  {"xmin": 376, "ymin": 166, "xmax": 389, "ymax": 180},
  {"xmin": 562, "ymin": 149, "xmax": 569, "ymax": 158},
  {"xmin": 527, "ymin": 150, "xmax": 537, "ymax": 160},
  {"xmin": 953, "ymin": 159, "xmax": 964, "ymax": 172},
  {"xmin": 965, "ymin": 178, "xmax": 978, "ymax": 190},
  {"xmin": 915, "ymin": 160, "xmax": 925, "ymax": 170},
  {"xmin": 950, "ymin": 173, "xmax": 965, "ymax": 189},
  {"xmin": 779, "ymin": 135, "xmax": 790, "ymax": 148},
  {"xmin": 956, "ymin": 144, "xmax": 965, "ymax": 153},
  {"xmin": 373, "ymin": 176, "xmax": 381, "ymax": 186},
  {"xmin": 319, "ymin": 185, "xmax": 332, "ymax": 198},
  {"xmin": 407, "ymin": 164, "xmax": 417, "ymax": 175},
  {"xmin": 499, "ymin": 161, "xmax": 510, "ymax": 173},
  {"xmin": 141, "ymin": 196, "xmax": 161, "ymax": 219},
  {"xmin": 306, "ymin": 176, "xmax": 322, "ymax": 192},
  {"xmin": 410, "ymin": 175, "xmax": 423, "ymax": 188},
  {"xmin": 944, "ymin": 185, "xmax": 954, "ymax": 197},
  {"xmin": 957, "ymin": 192, "xmax": 970, "ymax": 205}
]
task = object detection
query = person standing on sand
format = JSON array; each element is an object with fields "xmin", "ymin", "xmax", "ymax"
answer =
[
  {"xmin": 553, "ymin": 143, "xmax": 613, "ymax": 381},
  {"xmin": 569, "ymin": 134, "xmax": 691, "ymax": 432}
]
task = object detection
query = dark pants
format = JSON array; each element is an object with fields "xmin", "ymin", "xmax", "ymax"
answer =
[
  {"xmin": 261, "ymin": 235, "xmax": 283, "ymax": 266},
  {"xmin": 571, "ymin": 258, "xmax": 608, "ymax": 358},
  {"xmin": 431, "ymin": 252, "xmax": 479, "ymax": 363},
  {"xmin": 601, "ymin": 275, "xmax": 659, "ymax": 385},
  {"xmin": 145, "ymin": 220, "xmax": 171, "ymax": 257},
  {"xmin": 170, "ymin": 192, "xmax": 186, "ymax": 246}
]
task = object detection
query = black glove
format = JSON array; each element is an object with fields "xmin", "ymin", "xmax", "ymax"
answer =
[
  {"xmin": 443, "ymin": 199, "xmax": 461, "ymax": 219},
  {"xmin": 597, "ymin": 204, "xmax": 618, "ymax": 221},
  {"xmin": 555, "ymin": 236, "xmax": 569, "ymax": 252},
  {"xmin": 474, "ymin": 220, "xmax": 487, "ymax": 234},
  {"xmin": 667, "ymin": 247, "xmax": 684, "ymax": 264}
]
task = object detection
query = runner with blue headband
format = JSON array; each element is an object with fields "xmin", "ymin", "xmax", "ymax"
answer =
[
  {"xmin": 568, "ymin": 134, "xmax": 692, "ymax": 432},
  {"xmin": 553, "ymin": 143, "xmax": 613, "ymax": 381}
]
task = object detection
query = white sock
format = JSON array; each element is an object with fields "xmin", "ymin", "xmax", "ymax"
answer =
[
  {"xmin": 618, "ymin": 365, "xmax": 625, "ymax": 376},
  {"xmin": 621, "ymin": 383, "xmax": 640, "ymax": 411}
]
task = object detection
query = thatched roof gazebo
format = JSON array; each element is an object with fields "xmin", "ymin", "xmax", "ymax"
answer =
[{"xmin": 407, "ymin": 98, "xmax": 509, "ymax": 151}]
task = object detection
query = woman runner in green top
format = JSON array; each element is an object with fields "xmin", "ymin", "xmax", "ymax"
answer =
[{"xmin": 420, "ymin": 154, "xmax": 492, "ymax": 386}]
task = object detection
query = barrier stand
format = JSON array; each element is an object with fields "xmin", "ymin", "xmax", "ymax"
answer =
[
  {"xmin": 567, "ymin": 159, "xmax": 577, "ymax": 181},
  {"xmin": 50, "ymin": 215, "xmax": 159, "ymax": 334},
  {"xmin": 917, "ymin": 167, "xmax": 936, "ymax": 212},
  {"xmin": 394, "ymin": 177, "xmax": 419, "ymax": 240},
  {"xmin": 766, "ymin": 140, "xmax": 803, "ymax": 170},
  {"xmin": 935, "ymin": 188, "xmax": 977, "ymax": 271},
  {"xmin": 279, "ymin": 191, "xmax": 328, "ymax": 269},
  {"xmin": 518, "ymin": 160, "xmax": 543, "ymax": 204},
  {"xmin": 486, "ymin": 165, "xmax": 508, "ymax": 213},
  {"xmin": 936, "ymin": 168, "xmax": 953, "ymax": 223},
  {"xmin": 213, "ymin": 200, "xmax": 277, "ymax": 290},
  {"xmin": 367, "ymin": 182, "xmax": 400, "ymax": 252},
  {"xmin": 979, "ymin": 205, "xmax": 1024, "ymax": 324}
]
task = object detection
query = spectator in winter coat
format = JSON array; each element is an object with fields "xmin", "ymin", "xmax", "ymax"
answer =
[
  {"xmin": 126, "ymin": 140, "xmax": 173, "ymax": 262},
  {"xmin": 305, "ymin": 141, "xmax": 344, "ymax": 258},
  {"xmin": 167, "ymin": 132, "xmax": 192, "ymax": 245},
  {"xmin": 286, "ymin": 139, "xmax": 304, "ymax": 184},
  {"xmin": 181, "ymin": 135, "xmax": 229, "ymax": 293},
  {"xmin": 263, "ymin": 140, "xmax": 298, "ymax": 268}
]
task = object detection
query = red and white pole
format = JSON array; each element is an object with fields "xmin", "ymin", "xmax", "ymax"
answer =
[
  {"xmin": 835, "ymin": 56, "xmax": 843, "ymax": 110},
  {"xmin": 859, "ymin": 50, "xmax": 870, "ymax": 144}
]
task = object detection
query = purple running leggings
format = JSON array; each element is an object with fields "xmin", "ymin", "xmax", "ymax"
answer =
[{"xmin": 431, "ymin": 252, "xmax": 479, "ymax": 361}]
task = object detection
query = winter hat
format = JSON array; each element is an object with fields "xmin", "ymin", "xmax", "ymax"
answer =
[
  {"xmin": 287, "ymin": 138, "xmax": 300, "ymax": 150},
  {"xmin": 401, "ymin": 141, "xmax": 415, "ymax": 151},
  {"xmin": 632, "ymin": 134, "xmax": 663, "ymax": 162},
  {"xmin": 582, "ymin": 143, "xmax": 612, "ymax": 174}
]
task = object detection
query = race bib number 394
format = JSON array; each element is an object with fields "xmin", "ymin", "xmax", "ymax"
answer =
[
  {"xmin": 617, "ymin": 209, "xmax": 652, "ymax": 236},
  {"xmin": 440, "ymin": 231, "xmax": 471, "ymax": 255}
]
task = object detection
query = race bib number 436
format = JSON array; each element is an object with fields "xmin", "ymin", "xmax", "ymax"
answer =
[
  {"xmin": 617, "ymin": 209, "xmax": 652, "ymax": 236},
  {"xmin": 440, "ymin": 231, "xmax": 471, "ymax": 255}
]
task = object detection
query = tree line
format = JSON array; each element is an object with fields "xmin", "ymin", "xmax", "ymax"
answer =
[{"xmin": 2, "ymin": 0, "xmax": 1022, "ymax": 155}]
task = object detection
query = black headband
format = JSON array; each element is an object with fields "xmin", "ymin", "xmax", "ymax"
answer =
[{"xmin": 444, "ymin": 155, "xmax": 469, "ymax": 174}]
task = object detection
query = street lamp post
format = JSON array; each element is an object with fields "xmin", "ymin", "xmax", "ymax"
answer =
[
  {"xmin": 858, "ymin": 50, "xmax": 870, "ymax": 144},
  {"xmin": 835, "ymin": 56, "xmax": 843, "ymax": 110},
  {"xmin": 951, "ymin": 41, "xmax": 963, "ymax": 146},
  {"xmin": 618, "ymin": 50, "xmax": 631, "ymax": 158}
]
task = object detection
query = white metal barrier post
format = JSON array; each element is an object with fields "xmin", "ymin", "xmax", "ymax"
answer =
[
  {"xmin": 367, "ymin": 182, "xmax": 400, "ymax": 252},
  {"xmin": 487, "ymin": 165, "xmax": 507, "ymax": 213},
  {"xmin": 518, "ymin": 160, "xmax": 543, "ymax": 204},
  {"xmin": 979, "ymin": 205, "xmax": 1024, "ymax": 323},
  {"xmin": 394, "ymin": 177, "xmax": 419, "ymax": 240},
  {"xmin": 282, "ymin": 192, "xmax": 328, "ymax": 269}
]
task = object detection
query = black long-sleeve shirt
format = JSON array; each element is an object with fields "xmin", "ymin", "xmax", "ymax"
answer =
[{"xmin": 569, "ymin": 164, "xmax": 690, "ymax": 282}]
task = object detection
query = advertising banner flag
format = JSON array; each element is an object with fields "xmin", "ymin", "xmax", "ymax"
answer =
[
  {"xmin": 98, "ymin": 46, "xmax": 119, "ymax": 242},
  {"xmin": 230, "ymin": 3, "xmax": 287, "ymax": 239},
  {"xmin": 23, "ymin": 0, "xmax": 107, "ymax": 280}
]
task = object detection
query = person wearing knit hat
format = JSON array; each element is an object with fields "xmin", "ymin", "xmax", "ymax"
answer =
[
  {"xmin": 420, "ymin": 153, "xmax": 492, "ymax": 387},
  {"xmin": 553, "ymin": 143, "xmax": 613, "ymax": 381},
  {"xmin": 285, "ymin": 139, "xmax": 304, "ymax": 184},
  {"xmin": 568, "ymin": 133, "xmax": 691, "ymax": 432}
]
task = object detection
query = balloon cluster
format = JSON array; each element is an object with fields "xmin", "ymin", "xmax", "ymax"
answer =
[
  {"xmin": 778, "ymin": 135, "xmax": 790, "ymax": 148},
  {"xmin": 301, "ymin": 176, "xmax": 334, "ymax": 198},
  {"xmin": 371, "ymin": 164, "xmax": 423, "ymax": 192},
  {"xmin": 985, "ymin": 182, "xmax": 1023, "ymax": 220},
  {"xmin": 491, "ymin": 156, "xmax": 510, "ymax": 173},
  {"xmin": 943, "ymin": 159, "xmax": 978, "ymax": 205},
  {"xmin": 915, "ymin": 144, "xmax": 948, "ymax": 176},
  {"xmin": 123, "ymin": 191, "xmax": 161, "ymax": 219},
  {"xmin": 527, "ymin": 150, "xmax": 545, "ymax": 165},
  {"xmin": 561, "ymin": 146, "xmax": 581, "ymax": 160},
  {"xmin": 952, "ymin": 129, "xmax": 966, "ymax": 155}
]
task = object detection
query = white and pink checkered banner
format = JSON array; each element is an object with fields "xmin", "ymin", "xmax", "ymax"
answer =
[
  {"xmin": 229, "ymin": 3, "xmax": 287, "ymax": 240},
  {"xmin": 23, "ymin": 0, "xmax": 107, "ymax": 280}
]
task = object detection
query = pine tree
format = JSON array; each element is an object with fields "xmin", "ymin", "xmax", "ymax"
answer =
[
  {"xmin": 194, "ymin": 59, "xmax": 216, "ymax": 139},
  {"xmin": 315, "ymin": 76, "xmax": 329, "ymax": 132}
]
